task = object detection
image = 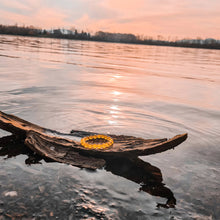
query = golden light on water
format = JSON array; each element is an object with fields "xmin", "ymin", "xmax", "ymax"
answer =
[
  {"xmin": 107, "ymin": 89, "xmax": 123, "ymax": 125},
  {"xmin": 111, "ymin": 91, "xmax": 122, "ymax": 96},
  {"xmin": 110, "ymin": 105, "xmax": 119, "ymax": 111},
  {"xmin": 113, "ymin": 75, "xmax": 123, "ymax": 79}
]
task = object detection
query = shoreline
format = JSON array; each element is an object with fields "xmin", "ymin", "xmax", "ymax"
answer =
[{"xmin": 0, "ymin": 33, "xmax": 219, "ymax": 50}]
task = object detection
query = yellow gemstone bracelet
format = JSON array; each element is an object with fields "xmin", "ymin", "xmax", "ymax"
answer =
[{"xmin": 80, "ymin": 134, "xmax": 114, "ymax": 149}]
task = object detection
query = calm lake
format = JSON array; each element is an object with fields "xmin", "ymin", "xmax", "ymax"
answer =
[{"xmin": 0, "ymin": 35, "xmax": 219, "ymax": 219}]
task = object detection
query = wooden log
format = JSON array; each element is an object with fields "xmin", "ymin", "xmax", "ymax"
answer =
[
  {"xmin": 0, "ymin": 111, "xmax": 187, "ymax": 168},
  {"xmin": 25, "ymin": 130, "xmax": 187, "ymax": 158}
]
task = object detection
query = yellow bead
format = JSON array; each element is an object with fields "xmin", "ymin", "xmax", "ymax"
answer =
[{"xmin": 81, "ymin": 134, "xmax": 113, "ymax": 149}]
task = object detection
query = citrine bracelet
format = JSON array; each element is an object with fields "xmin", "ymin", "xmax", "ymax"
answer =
[{"xmin": 80, "ymin": 134, "xmax": 114, "ymax": 149}]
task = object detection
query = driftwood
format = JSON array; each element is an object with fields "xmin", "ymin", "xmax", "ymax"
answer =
[
  {"xmin": 0, "ymin": 111, "xmax": 187, "ymax": 169},
  {"xmin": 0, "ymin": 134, "xmax": 176, "ymax": 208}
]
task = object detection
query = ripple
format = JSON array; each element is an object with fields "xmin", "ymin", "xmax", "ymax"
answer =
[{"xmin": 0, "ymin": 35, "xmax": 219, "ymax": 219}]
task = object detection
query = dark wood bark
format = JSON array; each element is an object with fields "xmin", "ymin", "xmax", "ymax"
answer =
[
  {"xmin": 25, "ymin": 131, "xmax": 106, "ymax": 169},
  {"xmin": 0, "ymin": 111, "xmax": 45, "ymax": 137},
  {"xmin": 0, "ymin": 111, "xmax": 187, "ymax": 169},
  {"xmin": 25, "ymin": 130, "xmax": 187, "ymax": 158}
]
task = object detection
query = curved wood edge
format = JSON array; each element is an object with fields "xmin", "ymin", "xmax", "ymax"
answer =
[
  {"xmin": 137, "ymin": 133, "xmax": 188, "ymax": 156},
  {"xmin": 71, "ymin": 133, "xmax": 188, "ymax": 158},
  {"xmin": 0, "ymin": 111, "xmax": 45, "ymax": 137}
]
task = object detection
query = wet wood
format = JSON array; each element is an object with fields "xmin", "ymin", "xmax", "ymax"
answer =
[
  {"xmin": 0, "ymin": 111, "xmax": 45, "ymax": 137},
  {"xmin": 0, "ymin": 135, "xmax": 177, "ymax": 208},
  {"xmin": 25, "ymin": 130, "xmax": 187, "ymax": 158},
  {"xmin": 0, "ymin": 111, "xmax": 187, "ymax": 169},
  {"xmin": 25, "ymin": 132, "xmax": 106, "ymax": 169}
]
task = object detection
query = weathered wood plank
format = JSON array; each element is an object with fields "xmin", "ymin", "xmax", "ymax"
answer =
[
  {"xmin": 25, "ymin": 131, "xmax": 106, "ymax": 169},
  {"xmin": 0, "ymin": 111, "xmax": 45, "ymax": 137},
  {"xmin": 25, "ymin": 130, "xmax": 187, "ymax": 158},
  {"xmin": 0, "ymin": 111, "xmax": 187, "ymax": 167}
]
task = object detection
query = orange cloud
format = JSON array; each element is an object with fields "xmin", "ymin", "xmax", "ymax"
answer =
[{"xmin": 0, "ymin": 0, "xmax": 219, "ymax": 38}]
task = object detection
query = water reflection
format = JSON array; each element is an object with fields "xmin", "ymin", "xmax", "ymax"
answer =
[
  {"xmin": 105, "ymin": 157, "xmax": 176, "ymax": 209},
  {"xmin": 0, "ymin": 135, "xmax": 176, "ymax": 208},
  {"xmin": 108, "ymin": 105, "xmax": 120, "ymax": 125},
  {"xmin": 1, "ymin": 35, "xmax": 219, "ymax": 218}
]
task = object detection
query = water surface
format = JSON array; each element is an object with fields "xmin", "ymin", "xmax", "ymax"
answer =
[{"xmin": 0, "ymin": 35, "xmax": 219, "ymax": 219}]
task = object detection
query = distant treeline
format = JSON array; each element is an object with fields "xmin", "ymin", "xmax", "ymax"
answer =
[{"xmin": 0, "ymin": 24, "xmax": 219, "ymax": 49}]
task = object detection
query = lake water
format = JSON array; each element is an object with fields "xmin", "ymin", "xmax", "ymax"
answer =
[{"xmin": 0, "ymin": 35, "xmax": 219, "ymax": 219}]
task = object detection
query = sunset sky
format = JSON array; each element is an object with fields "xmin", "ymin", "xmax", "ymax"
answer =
[{"xmin": 0, "ymin": 0, "xmax": 219, "ymax": 39}]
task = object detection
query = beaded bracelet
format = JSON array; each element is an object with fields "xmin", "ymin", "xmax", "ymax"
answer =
[{"xmin": 80, "ymin": 134, "xmax": 114, "ymax": 149}]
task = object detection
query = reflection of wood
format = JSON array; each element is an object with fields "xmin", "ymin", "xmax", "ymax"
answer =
[
  {"xmin": 0, "ymin": 135, "xmax": 177, "ymax": 208},
  {"xmin": 105, "ymin": 157, "xmax": 176, "ymax": 208},
  {"xmin": 0, "ymin": 111, "xmax": 187, "ymax": 169},
  {"xmin": 0, "ymin": 135, "xmax": 28, "ymax": 158}
]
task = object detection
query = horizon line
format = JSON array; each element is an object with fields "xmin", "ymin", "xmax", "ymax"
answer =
[{"xmin": 1, "ymin": 23, "xmax": 220, "ymax": 41}]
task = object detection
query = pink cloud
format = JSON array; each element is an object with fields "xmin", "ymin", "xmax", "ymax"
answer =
[
  {"xmin": 0, "ymin": 0, "xmax": 31, "ymax": 11},
  {"xmin": 0, "ymin": 7, "xmax": 70, "ymax": 28},
  {"xmin": 31, "ymin": 8, "xmax": 70, "ymax": 28},
  {"xmin": 0, "ymin": 0, "xmax": 219, "ymax": 38}
]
